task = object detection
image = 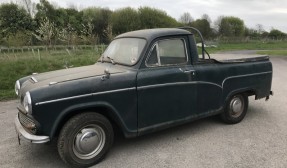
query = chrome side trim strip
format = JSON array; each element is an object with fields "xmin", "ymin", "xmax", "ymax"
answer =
[
  {"xmin": 92, "ymin": 87, "xmax": 136, "ymax": 96},
  {"xmin": 221, "ymin": 71, "xmax": 272, "ymax": 87},
  {"xmin": 35, "ymin": 87, "xmax": 136, "ymax": 105},
  {"xmin": 137, "ymin": 71, "xmax": 272, "ymax": 90},
  {"xmin": 36, "ymin": 93, "xmax": 93, "ymax": 105},
  {"xmin": 138, "ymin": 81, "xmax": 222, "ymax": 90},
  {"xmin": 198, "ymin": 81, "xmax": 222, "ymax": 88}
]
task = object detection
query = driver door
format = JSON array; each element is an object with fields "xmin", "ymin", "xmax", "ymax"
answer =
[{"xmin": 137, "ymin": 37, "xmax": 197, "ymax": 134}]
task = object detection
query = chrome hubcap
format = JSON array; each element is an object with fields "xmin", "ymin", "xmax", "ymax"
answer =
[
  {"xmin": 229, "ymin": 96, "xmax": 244, "ymax": 118},
  {"xmin": 73, "ymin": 125, "xmax": 106, "ymax": 159}
]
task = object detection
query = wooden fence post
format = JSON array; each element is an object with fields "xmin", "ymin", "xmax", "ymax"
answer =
[{"xmin": 38, "ymin": 49, "xmax": 41, "ymax": 61}]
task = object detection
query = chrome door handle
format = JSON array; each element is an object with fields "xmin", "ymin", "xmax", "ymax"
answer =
[
  {"xmin": 179, "ymin": 68, "xmax": 195, "ymax": 75},
  {"xmin": 184, "ymin": 70, "xmax": 194, "ymax": 73}
]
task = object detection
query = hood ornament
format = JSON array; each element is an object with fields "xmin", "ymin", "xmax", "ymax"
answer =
[{"xmin": 30, "ymin": 77, "xmax": 38, "ymax": 83}]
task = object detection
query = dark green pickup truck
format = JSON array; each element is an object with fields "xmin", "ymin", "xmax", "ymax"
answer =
[{"xmin": 14, "ymin": 28, "xmax": 273, "ymax": 167}]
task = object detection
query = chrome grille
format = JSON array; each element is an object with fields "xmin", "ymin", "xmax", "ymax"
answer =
[{"xmin": 18, "ymin": 112, "xmax": 37, "ymax": 134}]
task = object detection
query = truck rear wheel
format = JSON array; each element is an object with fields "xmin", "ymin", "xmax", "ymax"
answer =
[
  {"xmin": 57, "ymin": 112, "xmax": 114, "ymax": 167},
  {"xmin": 221, "ymin": 94, "xmax": 248, "ymax": 124}
]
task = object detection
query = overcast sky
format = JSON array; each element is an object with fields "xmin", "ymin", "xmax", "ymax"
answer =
[{"xmin": 2, "ymin": 0, "xmax": 287, "ymax": 32}]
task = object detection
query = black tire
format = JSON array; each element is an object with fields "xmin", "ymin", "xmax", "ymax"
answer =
[
  {"xmin": 221, "ymin": 94, "xmax": 248, "ymax": 124},
  {"xmin": 57, "ymin": 112, "xmax": 114, "ymax": 168}
]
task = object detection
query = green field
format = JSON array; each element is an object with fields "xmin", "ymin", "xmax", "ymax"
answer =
[
  {"xmin": 1, "ymin": 41, "xmax": 287, "ymax": 101},
  {"xmin": 205, "ymin": 40, "xmax": 287, "ymax": 53},
  {"xmin": 0, "ymin": 48, "xmax": 101, "ymax": 100}
]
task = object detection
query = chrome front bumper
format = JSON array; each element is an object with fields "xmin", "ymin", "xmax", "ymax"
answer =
[{"xmin": 15, "ymin": 115, "xmax": 50, "ymax": 144}]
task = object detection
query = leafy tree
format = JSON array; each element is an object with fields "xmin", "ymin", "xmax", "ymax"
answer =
[
  {"xmin": 269, "ymin": 29, "xmax": 286, "ymax": 40},
  {"xmin": 82, "ymin": 7, "xmax": 112, "ymax": 43},
  {"xmin": 35, "ymin": 1, "xmax": 85, "ymax": 45},
  {"xmin": 57, "ymin": 8, "xmax": 83, "ymax": 45},
  {"xmin": 191, "ymin": 19, "xmax": 212, "ymax": 39},
  {"xmin": 35, "ymin": 0, "xmax": 55, "ymax": 20},
  {"xmin": 261, "ymin": 31, "xmax": 269, "ymax": 39},
  {"xmin": 0, "ymin": 3, "xmax": 33, "ymax": 37},
  {"xmin": 112, "ymin": 7, "xmax": 140, "ymax": 35},
  {"xmin": 2, "ymin": 1, "xmax": 287, "ymax": 46},
  {"xmin": 34, "ymin": 1, "xmax": 69, "ymax": 46},
  {"xmin": 5, "ymin": 31, "xmax": 32, "ymax": 46},
  {"xmin": 178, "ymin": 12, "xmax": 194, "ymax": 25},
  {"xmin": 65, "ymin": 8, "xmax": 83, "ymax": 34},
  {"xmin": 35, "ymin": 0, "xmax": 59, "ymax": 27},
  {"xmin": 244, "ymin": 27, "xmax": 260, "ymax": 39},
  {"xmin": 218, "ymin": 16, "xmax": 245, "ymax": 37},
  {"xmin": 138, "ymin": 7, "xmax": 179, "ymax": 29}
]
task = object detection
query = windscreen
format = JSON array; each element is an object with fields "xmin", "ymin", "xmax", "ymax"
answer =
[{"xmin": 101, "ymin": 38, "xmax": 146, "ymax": 65}]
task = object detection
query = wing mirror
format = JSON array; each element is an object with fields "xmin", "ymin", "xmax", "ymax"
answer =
[{"xmin": 102, "ymin": 68, "xmax": 110, "ymax": 81}]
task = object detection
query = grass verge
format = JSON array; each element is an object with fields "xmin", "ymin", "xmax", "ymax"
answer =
[
  {"xmin": 0, "ymin": 49, "xmax": 100, "ymax": 101},
  {"xmin": 256, "ymin": 50, "xmax": 287, "ymax": 56},
  {"xmin": 205, "ymin": 41, "xmax": 287, "ymax": 54}
]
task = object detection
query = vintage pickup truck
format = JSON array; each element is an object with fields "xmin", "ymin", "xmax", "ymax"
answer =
[{"xmin": 14, "ymin": 27, "xmax": 273, "ymax": 167}]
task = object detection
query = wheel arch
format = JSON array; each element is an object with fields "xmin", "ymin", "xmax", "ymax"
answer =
[
  {"xmin": 50, "ymin": 102, "xmax": 135, "ymax": 140},
  {"xmin": 223, "ymin": 87, "xmax": 256, "ymax": 106}
]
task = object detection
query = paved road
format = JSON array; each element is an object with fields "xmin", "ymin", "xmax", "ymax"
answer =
[{"xmin": 1, "ymin": 56, "xmax": 287, "ymax": 168}]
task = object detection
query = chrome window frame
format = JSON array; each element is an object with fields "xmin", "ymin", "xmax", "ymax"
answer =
[{"xmin": 145, "ymin": 38, "xmax": 189, "ymax": 67}]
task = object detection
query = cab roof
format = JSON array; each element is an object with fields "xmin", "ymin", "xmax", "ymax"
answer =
[{"xmin": 115, "ymin": 28, "xmax": 192, "ymax": 41}]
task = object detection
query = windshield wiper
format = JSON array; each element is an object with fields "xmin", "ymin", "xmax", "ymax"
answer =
[{"xmin": 107, "ymin": 56, "xmax": 116, "ymax": 65}]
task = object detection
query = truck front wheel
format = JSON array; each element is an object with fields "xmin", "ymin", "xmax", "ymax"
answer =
[
  {"xmin": 221, "ymin": 94, "xmax": 248, "ymax": 124},
  {"xmin": 57, "ymin": 112, "xmax": 114, "ymax": 167}
]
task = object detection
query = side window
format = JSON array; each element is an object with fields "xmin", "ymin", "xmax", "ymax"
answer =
[{"xmin": 146, "ymin": 38, "xmax": 187, "ymax": 66}]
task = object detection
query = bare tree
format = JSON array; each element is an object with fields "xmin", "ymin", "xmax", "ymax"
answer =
[
  {"xmin": 178, "ymin": 12, "xmax": 194, "ymax": 25},
  {"xmin": 67, "ymin": 3, "xmax": 79, "ymax": 11},
  {"xmin": 104, "ymin": 23, "xmax": 113, "ymax": 43},
  {"xmin": 201, "ymin": 13, "xmax": 212, "ymax": 24},
  {"xmin": 214, "ymin": 15, "xmax": 224, "ymax": 32},
  {"xmin": 16, "ymin": 0, "xmax": 36, "ymax": 17},
  {"xmin": 33, "ymin": 17, "xmax": 57, "ymax": 48},
  {"xmin": 256, "ymin": 24, "xmax": 264, "ymax": 34},
  {"xmin": 50, "ymin": 1, "xmax": 60, "ymax": 9},
  {"xmin": 80, "ymin": 22, "xmax": 99, "ymax": 45}
]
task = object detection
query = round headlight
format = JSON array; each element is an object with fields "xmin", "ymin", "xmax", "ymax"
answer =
[
  {"xmin": 15, "ymin": 80, "xmax": 20, "ymax": 96},
  {"xmin": 23, "ymin": 92, "xmax": 32, "ymax": 114}
]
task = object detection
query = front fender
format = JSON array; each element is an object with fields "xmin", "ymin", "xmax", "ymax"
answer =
[{"xmin": 49, "ymin": 101, "xmax": 137, "ymax": 139}]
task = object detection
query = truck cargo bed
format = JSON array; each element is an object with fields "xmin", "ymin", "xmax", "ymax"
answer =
[{"xmin": 198, "ymin": 54, "xmax": 269, "ymax": 64}]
